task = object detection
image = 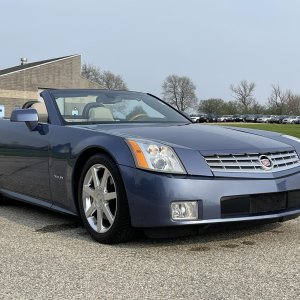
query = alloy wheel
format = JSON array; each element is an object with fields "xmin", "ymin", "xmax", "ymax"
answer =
[{"xmin": 82, "ymin": 164, "xmax": 117, "ymax": 233}]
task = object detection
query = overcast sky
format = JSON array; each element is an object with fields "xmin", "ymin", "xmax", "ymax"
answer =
[{"xmin": 1, "ymin": 0, "xmax": 300, "ymax": 103}]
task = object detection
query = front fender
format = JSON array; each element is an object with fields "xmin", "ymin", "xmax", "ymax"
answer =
[
  {"xmin": 48, "ymin": 126, "xmax": 135, "ymax": 214},
  {"xmin": 70, "ymin": 134, "xmax": 135, "ymax": 168}
]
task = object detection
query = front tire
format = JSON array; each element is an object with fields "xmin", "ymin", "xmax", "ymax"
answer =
[{"xmin": 78, "ymin": 154, "xmax": 135, "ymax": 244}]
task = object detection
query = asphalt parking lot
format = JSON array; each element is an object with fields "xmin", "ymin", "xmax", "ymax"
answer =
[{"xmin": 0, "ymin": 199, "xmax": 299, "ymax": 300}]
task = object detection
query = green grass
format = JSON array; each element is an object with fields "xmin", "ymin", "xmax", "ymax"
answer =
[{"xmin": 217, "ymin": 123, "xmax": 300, "ymax": 138}]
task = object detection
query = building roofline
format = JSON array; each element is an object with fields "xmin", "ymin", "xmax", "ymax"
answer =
[{"xmin": 0, "ymin": 54, "xmax": 80, "ymax": 77}]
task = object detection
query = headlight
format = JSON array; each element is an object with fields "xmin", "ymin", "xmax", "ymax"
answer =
[
  {"xmin": 127, "ymin": 139, "xmax": 186, "ymax": 174},
  {"xmin": 282, "ymin": 135, "xmax": 300, "ymax": 143}
]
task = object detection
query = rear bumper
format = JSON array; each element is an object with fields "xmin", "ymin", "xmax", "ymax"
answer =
[{"xmin": 119, "ymin": 165, "xmax": 300, "ymax": 228}]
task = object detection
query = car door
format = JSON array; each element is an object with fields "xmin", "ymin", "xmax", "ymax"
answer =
[{"xmin": 0, "ymin": 119, "xmax": 52, "ymax": 204}]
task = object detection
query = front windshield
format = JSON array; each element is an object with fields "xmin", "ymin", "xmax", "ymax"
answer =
[{"xmin": 51, "ymin": 90, "xmax": 189, "ymax": 124}]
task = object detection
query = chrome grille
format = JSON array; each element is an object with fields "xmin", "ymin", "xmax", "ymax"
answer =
[{"xmin": 204, "ymin": 150, "xmax": 300, "ymax": 173}]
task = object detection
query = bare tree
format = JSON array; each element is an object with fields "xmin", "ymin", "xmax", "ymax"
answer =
[
  {"xmin": 99, "ymin": 70, "xmax": 128, "ymax": 90},
  {"xmin": 251, "ymin": 99, "xmax": 265, "ymax": 114},
  {"xmin": 81, "ymin": 63, "xmax": 128, "ymax": 90},
  {"xmin": 267, "ymin": 84, "xmax": 288, "ymax": 115},
  {"xmin": 286, "ymin": 92, "xmax": 300, "ymax": 115},
  {"xmin": 230, "ymin": 80, "xmax": 255, "ymax": 113},
  {"xmin": 162, "ymin": 75, "xmax": 198, "ymax": 111},
  {"xmin": 81, "ymin": 63, "xmax": 102, "ymax": 84}
]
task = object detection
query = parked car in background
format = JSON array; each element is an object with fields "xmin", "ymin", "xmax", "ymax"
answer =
[
  {"xmin": 269, "ymin": 116, "xmax": 285, "ymax": 124},
  {"xmin": 244, "ymin": 115, "xmax": 255, "ymax": 122},
  {"xmin": 293, "ymin": 116, "xmax": 300, "ymax": 124},
  {"xmin": 217, "ymin": 115, "xmax": 234, "ymax": 122},
  {"xmin": 240, "ymin": 114, "xmax": 249, "ymax": 122},
  {"xmin": 282, "ymin": 116, "xmax": 299, "ymax": 124},
  {"xmin": 244, "ymin": 114, "xmax": 263, "ymax": 122},
  {"xmin": 199, "ymin": 115, "xmax": 210, "ymax": 123},
  {"xmin": 190, "ymin": 115, "xmax": 201, "ymax": 123},
  {"xmin": 204, "ymin": 114, "xmax": 218, "ymax": 122},
  {"xmin": 256, "ymin": 115, "xmax": 273, "ymax": 123},
  {"xmin": 233, "ymin": 114, "xmax": 244, "ymax": 122},
  {"xmin": 191, "ymin": 114, "xmax": 218, "ymax": 123},
  {"xmin": 294, "ymin": 116, "xmax": 300, "ymax": 124}
]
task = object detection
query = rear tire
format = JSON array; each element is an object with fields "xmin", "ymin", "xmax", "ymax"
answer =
[{"xmin": 78, "ymin": 154, "xmax": 135, "ymax": 244}]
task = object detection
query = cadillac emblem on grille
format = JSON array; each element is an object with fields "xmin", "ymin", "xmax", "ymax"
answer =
[{"xmin": 259, "ymin": 155, "xmax": 273, "ymax": 170}]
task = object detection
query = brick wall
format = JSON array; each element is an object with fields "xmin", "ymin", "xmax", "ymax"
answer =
[
  {"xmin": 0, "ymin": 55, "xmax": 100, "ymax": 116},
  {"xmin": 0, "ymin": 90, "xmax": 37, "ymax": 115}
]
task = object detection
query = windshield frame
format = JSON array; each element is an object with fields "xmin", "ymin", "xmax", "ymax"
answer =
[{"xmin": 47, "ymin": 89, "xmax": 192, "ymax": 125}]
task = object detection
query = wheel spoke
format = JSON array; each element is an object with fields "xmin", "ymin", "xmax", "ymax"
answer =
[
  {"xmin": 100, "ymin": 168, "xmax": 109, "ymax": 189},
  {"xmin": 92, "ymin": 167, "xmax": 100, "ymax": 188},
  {"xmin": 82, "ymin": 163, "xmax": 118, "ymax": 234},
  {"xmin": 83, "ymin": 185, "xmax": 95, "ymax": 198},
  {"xmin": 103, "ymin": 203, "xmax": 114, "ymax": 224},
  {"xmin": 97, "ymin": 208, "xmax": 103, "ymax": 232},
  {"xmin": 85, "ymin": 202, "xmax": 96, "ymax": 218},
  {"xmin": 104, "ymin": 191, "xmax": 116, "ymax": 201}
]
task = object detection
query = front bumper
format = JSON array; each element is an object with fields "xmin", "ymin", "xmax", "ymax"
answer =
[{"xmin": 119, "ymin": 165, "xmax": 300, "ymax": 228}]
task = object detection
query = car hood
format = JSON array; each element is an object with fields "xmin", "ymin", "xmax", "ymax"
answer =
[{"xmin": 77, "ymin": 123, "xmax": 293, "ymax": 154}]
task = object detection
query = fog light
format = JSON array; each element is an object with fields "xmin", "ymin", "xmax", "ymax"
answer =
[{"xmin": 171, "ymin": 201, "xmax": 198, "ymax": 220}]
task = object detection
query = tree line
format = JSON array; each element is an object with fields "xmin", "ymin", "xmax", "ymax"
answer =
[
  {"xmin": 163, "ymin": 77, "xmax": 300, "ymax": 115},
  {"xmin": 199, "ymin": 82, "xmax": 300, "ymax": 115},
  {"xmin": 81, "ymin": 63, "xmax": 300, "ymax": 115}
]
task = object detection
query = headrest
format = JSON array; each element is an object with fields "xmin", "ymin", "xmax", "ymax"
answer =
[
  {"xmin": 82, "ymin": 102, "xmax": 104, "ymax": 118},
  {"xmin": 88, "ymin": 107, "xmax": 114, "ymax": 121}
]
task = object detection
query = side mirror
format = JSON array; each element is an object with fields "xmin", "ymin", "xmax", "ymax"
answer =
[{"xmin": 10, "ymin": 109, "xmax": 39, "ymax": 131}]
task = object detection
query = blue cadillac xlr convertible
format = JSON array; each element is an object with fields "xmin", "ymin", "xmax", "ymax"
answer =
[{"xmin": 0, "ymin": 89, "xmax": 300, "ymax": 243}]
